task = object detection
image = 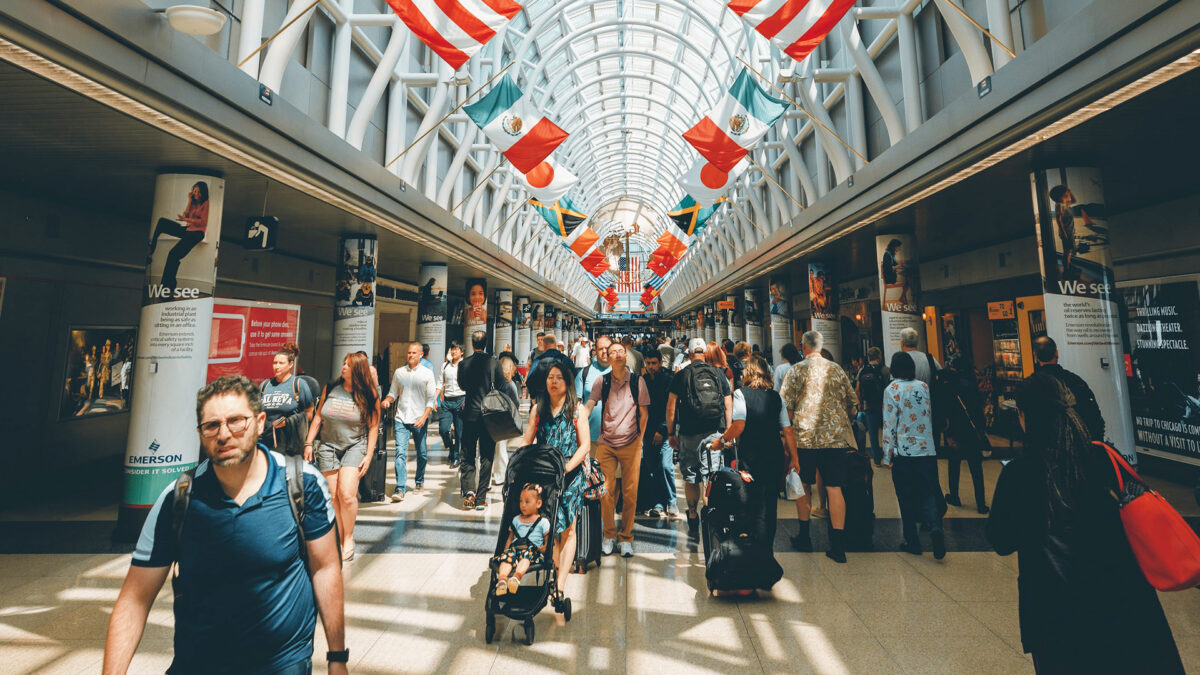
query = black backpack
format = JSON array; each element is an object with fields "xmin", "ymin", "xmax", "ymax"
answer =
[
  {"xmin": 681, "ymin": 363, "xmax": 726, "ymax": 426},
  {"xmin": 928, "ymin": 354, "xmax": 955, "ymax": 429},
  {"xmin": 857, "ymin": 363, "xmax": 886, "ymax": 408}
]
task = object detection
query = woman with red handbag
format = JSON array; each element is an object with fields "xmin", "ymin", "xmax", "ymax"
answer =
[{"xmin": 987, "ymin": 372, "xmax": 1183, "ymax": 674}]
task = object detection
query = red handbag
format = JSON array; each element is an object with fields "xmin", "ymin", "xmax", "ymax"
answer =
[{"xmin": 1098, "ymin": 442, "xmax": 1200, "ymax": 591}]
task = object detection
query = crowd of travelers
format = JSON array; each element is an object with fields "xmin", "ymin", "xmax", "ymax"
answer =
[{"xmin": 100, "ymin": 325, "xmax": 1193, "ymax": 674}]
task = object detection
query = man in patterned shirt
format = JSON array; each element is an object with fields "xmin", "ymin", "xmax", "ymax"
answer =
[{"xmin": 781, "ymin": 330, "xmax": 859, "ymax": 562}]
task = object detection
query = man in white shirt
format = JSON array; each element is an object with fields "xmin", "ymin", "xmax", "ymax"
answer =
[
  {"xmin": 382, "ymin": 342, "xmax": 436, "ymax": 501},
  {"xmin": 900, "ymin": 327, "xmax": 940, "ymax": 386},
  {"xmin": 572, "ymin": 337, "xmax": 592, "ymax": 369}
]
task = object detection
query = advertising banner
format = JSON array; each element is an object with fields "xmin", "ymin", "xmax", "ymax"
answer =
[
  {"xmin": 1121, "ymin": 279, "xmax": 1200, "ymax": 462},
  {"xmin": 876, "ymin": 234, "xmax": 925, "ymax": 364},
  {"xmin": 545, "ymin": 305, "xmax": 557, "ymax": 340},
  {"xmin": 207, "ymin": 299, "xmax": 301, "ymax": 383},
  {"xmin": 417, "ymin": 263, "xmax": 448, "ymax": 381},
  {"xmin": 727, "ymin": 294, "xmax": 742, "ymax": 343},
  {"xmin": 809, "ymin": 262, "xmax": 842, "ymax": 364},
  {"xmin": 531, "ymin": 301, "xmax": 545, "ymax": 345},
  {"xmin": 704, "ymin": 304, "xmax": 716, "ymax": 344},
  {"xmin": 714, "ymin": 300, "xmax": 726, "ymax": 342},
  {"xmin": 1032, "ymin": 167, "xmax": 1133, "ymax": 459},
  {"xmin": 332, "ymin": 235, "xmax": 377, "ymax": 377},
  {"xmin": 122, "ymin": 173, "xmax": 225, "ymax": 533},
  {"xmin": 515, "ymin": 296, "xmax": 532, "ymax": 365},
  {"xmin": 464, "ymin": 277, "xmax": 488, "ymax": 355},
  {"xmin": 745, "ymin": 288, "xmax": 764, "ymax": 352},
  {"xmin": 494, "ymin": 289, "xmax": 513, "ymax": 355},
  {"xmin": 769, "ymin": 276, "xmax": 791, "ymax": 365}
]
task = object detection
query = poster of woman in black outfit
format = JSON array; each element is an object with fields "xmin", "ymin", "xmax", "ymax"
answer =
[{"xmin": 147, "ymin": 181, "xmax": 209, "ymax": 295}]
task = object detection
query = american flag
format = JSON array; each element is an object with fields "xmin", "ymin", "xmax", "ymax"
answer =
[
  {"xmin": 617, "ymin": 266, "xmax": 642, "ymax": 295},
  {"xmin": 386, "ymin": 0, "xmax": 522, "ymax": 70}
]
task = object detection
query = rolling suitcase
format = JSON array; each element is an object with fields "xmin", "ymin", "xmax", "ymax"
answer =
[
  {"xmin": 358, "ymin": 408, "xmax": 389, "ymax": 502},
  {"xmin": 700, "ymin": 441, "xmax": 783, "ymax": 593},
  {"xmin": 842, "ymin": 449, "xmax": 876, "ymax": 550},
  {"xmin": 573, "ymin": 497, "xmax": 603, "ymax": 573}
]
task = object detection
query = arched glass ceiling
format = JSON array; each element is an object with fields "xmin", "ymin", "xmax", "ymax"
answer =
[{"xmin": 508, "ymin": 0, "xmax": 757, "ymax": 243}]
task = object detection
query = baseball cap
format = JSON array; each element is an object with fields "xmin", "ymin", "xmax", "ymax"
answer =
[{"xmin": 688, "ymin": 337, "xmax": 707, "ymax": 354}]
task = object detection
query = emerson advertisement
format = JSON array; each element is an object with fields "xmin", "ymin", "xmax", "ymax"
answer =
[{"xmin": 1121, "ymin": 277, "xmax": 1200, "ymax": 464}]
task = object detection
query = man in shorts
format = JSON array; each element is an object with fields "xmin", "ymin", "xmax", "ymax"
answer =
[
  {"xmin": 666, "ymin": 337, "xmax": 732, "ymax": 540},
  {"xmin": 781, "ymin": 330, "xmax": 859, "ymax": 563}
]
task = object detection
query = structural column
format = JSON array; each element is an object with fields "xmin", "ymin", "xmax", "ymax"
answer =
[
  {"xmin": 876, "ymin": 234, "xmax": 925, "ymax": 363},
  {"xmin": 770, "ymin": 276, "xmax": 792, "ymax": 366},
  {"xmin": 705, "ymin": 303, "xmax": 716, "ymax": 344},
  {"xmin": 515, "ymin": 296, "xmax": 532, "ymax": 365},
  {"xmin": 119, "ymin": 172, "xmax": 225, "ymax": 538},
  {"xmin": 745, "ymin": 287, "xmax": 764, "ymax": 353},
  {"xmin": 1030, "ymin": 166, "xmax": 1135, "ymax": 457},
  {"xmin": 464, "ymin": 278, "xmax": 488, "ymax": 355},
  {"xmin": 418, "ymin": 263, "xmax": 448, "ymax": 379},
  {"xmin": 332, "ymin": 235, "xmax": 378, "ymax": 378},
  {"xmin": 809, "ymin": 262, "xmax": 842, "ymax": 364},
  {"xmin": 727, "ymin": 294, "xmax": 743, "ymax": 344},
  {"xmin": 494, "ymin": 289, "xmax": 513, "ymax": 355}
]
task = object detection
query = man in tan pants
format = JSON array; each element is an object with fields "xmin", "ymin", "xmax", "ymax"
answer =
[{"xmin": 585, "ymin": 342, "xmax": 649, "ymax": 558}]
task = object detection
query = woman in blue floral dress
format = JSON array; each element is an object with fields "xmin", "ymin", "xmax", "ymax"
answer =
[
  {"xmin": 521, "ymin": 362, "xmax": 590, "ymax": 599},
  {"xmin": 882, "ymin": 351, "xmax": 946, "ymax": 559}
]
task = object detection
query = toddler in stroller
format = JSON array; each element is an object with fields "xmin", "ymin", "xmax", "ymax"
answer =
[
  {"xmin": 485, "ymin": 444, "xmax": 571, "ymax": 645},
  {"xmin": 494, "ymin": 483, "xmax": 551, "ymax": 596}
]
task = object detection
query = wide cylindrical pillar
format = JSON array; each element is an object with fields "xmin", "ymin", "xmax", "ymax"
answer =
[
  {"xmin": 876, "ymin": 234, "xmax": 925, "ymax": 364},
  {"xmin": 119, "ymin": 172, "xmax": 225, "ymax": 538},
  {"xmin": 515, "ymin": 297, "xmax": 532, "ymax": 364},
  {"xmin": 727, "ymin": 294, "xmax": 742, "ymax": 343},
  {"xmin": 745, "ymin": 288, "xmax": 764, "ymax": 352},
  {"xmin": 809, "ymin": 262, "xmax": 842, "ymax": 364},
  {"xmin": 531, "ymin": 301, "xmax": 545, "ymax": 345},
  {"xmin": 494, "ymin": 289, "xmax": 513, "ymax": 355},
  {"xmin": 770, "ymin": 276, "xmax": 792, "ymax": 365},
  {"xmin": 464, "ymin": 277, "xmax": 487, "ymax": 355},
  {"xmin": 418, "ymin": 263, "xmax": 448, "ymax": 377},
  {"xmin": 332, "ymin": 235, "xmax": 378, "ymax": 378},
  {"xmin": 1031, "ymin": 166, "xmax": 1134, "ymax": 457},
  {"xmin": 704, "ymin": 303, "xmax": 716, "ymax": 344}
]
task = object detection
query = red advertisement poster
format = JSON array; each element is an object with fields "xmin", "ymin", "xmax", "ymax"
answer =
[{"xmin": 207, "ymin": 299, "xmax": 301, "ymax": 383}]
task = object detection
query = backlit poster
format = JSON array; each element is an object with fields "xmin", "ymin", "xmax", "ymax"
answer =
[
  {"xmin": 1121, "ymin": 279, "xmax": 1200, "ymax": 462},
  {"xmin": 745, "ymin": 288, "xmax": 764, "ymax": 351},
  {"xmin": 515, "ymin": 296, "xmax": 532, "ymax": 365},
  {"xmin": 464, "ymin": 277, "xmax": 487, "ymax": 355},
  {"xmin": 417, "ymin": 263, "xmax": 448, "ymax": 381},
  {"xmin": 494, "ymin": 289, "xmax": 513, "ymax": 355},
  {"xmin": 207, "ymin": 299, "xmax": 301, "ymax": 383},
  {"xmin": 331, "ymin": 235, "xmax": 377, "ymax": 377}
]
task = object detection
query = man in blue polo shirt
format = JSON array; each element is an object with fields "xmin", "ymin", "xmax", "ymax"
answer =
[{"xmin": 104, "ymin": 375, "xmax": 347, "ymax": 674}]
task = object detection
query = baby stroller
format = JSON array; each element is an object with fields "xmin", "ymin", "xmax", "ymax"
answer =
[{"xmin": 484, "ymin": 444, "xmax": 570, "ymax": 645}]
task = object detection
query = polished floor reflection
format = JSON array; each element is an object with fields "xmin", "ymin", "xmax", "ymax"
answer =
[{"xmin": 0, "ymin": 435, "xmax": 1197, "ymax": 673}]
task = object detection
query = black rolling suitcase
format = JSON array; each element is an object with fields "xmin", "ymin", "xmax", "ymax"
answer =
[
  {"xmin": 700, "ymin": 442, "xmax": 783, "ymax": 593},
  {"xmin": 573, "ymin": 497, "xmax": 603, "ymax": 573},
  {"xmin": 842, "ymin": 449, "xmax": 875, "ymax": 550},
  {"xmin": 358, "ymin": 408, "xmax": 389, "ymax": 502}
]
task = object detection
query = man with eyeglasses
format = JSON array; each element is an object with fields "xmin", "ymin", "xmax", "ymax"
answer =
[{"xmin": 104, "ymin": 375, "xmax": 348, "ymax": 674}]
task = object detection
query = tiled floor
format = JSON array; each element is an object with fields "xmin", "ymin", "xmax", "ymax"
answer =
[{"xmin": 0, "ymin": 432, "xmax": 1197, "ymax": 673}]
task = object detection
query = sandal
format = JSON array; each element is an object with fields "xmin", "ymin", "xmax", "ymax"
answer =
[
  {"xmin": 506, "ymin": 576, "xmax": 520, "ymax": 594},
  {"xmin": 495, "ymin": 579, "xmax": 508, "ymax": 596}
]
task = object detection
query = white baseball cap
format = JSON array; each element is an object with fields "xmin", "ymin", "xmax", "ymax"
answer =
[{"xmin": 689, "ymin": 337, "xmax": 707, "ymax": 353}]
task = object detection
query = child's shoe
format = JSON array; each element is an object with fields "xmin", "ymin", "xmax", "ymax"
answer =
[
  {"xmin": 506, "ymin": 575, "xmax": 520, "ymax": 594},
  {"xmin": 495, "ymin": 578, "xmax": 508, "ymax": 596}
]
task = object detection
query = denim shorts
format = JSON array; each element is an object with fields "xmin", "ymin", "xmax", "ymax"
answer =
[{"xmin": 314, "ymin": 440, "xmax": 367, "ymax": 473}]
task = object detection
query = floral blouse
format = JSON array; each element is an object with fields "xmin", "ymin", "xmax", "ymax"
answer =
[{"xmin": 881, "ymin": 379, "xmax": 935, "ymax": 464}]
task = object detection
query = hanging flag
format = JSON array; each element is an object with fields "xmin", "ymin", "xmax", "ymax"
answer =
[
  {"xmin": 679, "ymin": 157, "xmax": 748, "ymax": 206},
  {"xmin": 520, "ymin": 158, "xmax": 577, "ymax": 203},
  {"xmin": 386, "ymin": 0, "xmax": 522, "ymax": 70},
  {"xmin": 648, "ymin": 255, "xmax": 675, "ymax": 278},
  {"xmin": 580, "ymin": 248, "xmax": 609, "ymax": 277},
  {"xmin": 617, "ymin": 267, "xmax": 641, "ymax": 295},
  {"xmin": 645, "ymin": 273, "xmax": 666, "ymax": 292},
  {"xmin": 657, "ymin": 229, "xmax": 689, "ymax": 259},
  {"xmin": 682, "ymin": 69, "xmax": 788, "ymax": 173},
  {"xmin": 727, "ymin": 0, "xmax": 857, "ymax": 65},
  {"xmin": 465, "ymin": 75, "xmax": 568, "ymax": 173},
  {"xmin": 532, "ymin": 197, "xmax": 585, "ymax": 237},
  {"xmin": 669, "ymin": 195, "xmax": 725, "ymax": 238}
]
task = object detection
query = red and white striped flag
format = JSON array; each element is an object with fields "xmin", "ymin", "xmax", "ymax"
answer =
[
  {"xmin": 727, "ymin": 0, "xmax": 857, "ymax": 64},
  {"xmin": 387, "ymin": 0, "xmax": 522, "ymax": 70},
  {"xmin": 617, "ymin": 265, "xmax": 642, "ymax": 295}
]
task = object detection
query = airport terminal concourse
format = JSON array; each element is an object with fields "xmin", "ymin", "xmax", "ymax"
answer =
[{"xmin": 0, "ymin": 1, "xmax": 1198, "ymax": 673}]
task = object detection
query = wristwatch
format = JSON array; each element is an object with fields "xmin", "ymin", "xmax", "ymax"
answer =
[{"xmin": 327, "ymin": 650, "xmax": 350, "ymax": 663}]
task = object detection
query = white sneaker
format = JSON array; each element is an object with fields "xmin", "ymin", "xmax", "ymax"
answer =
[
  {"xmin": 601, "ymin": 538, "xmax": 615, "ymax": 556},
  {"xmin": 390, "ymin": 490, "xmax": 405, "ymax": 503},
  {"xmin": 618, "ymin": 541, "xmax": 633, "ymax": 558}
]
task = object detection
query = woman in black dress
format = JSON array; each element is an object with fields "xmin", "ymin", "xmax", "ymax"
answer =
[{"xmin": 987, "ymin": 371, "xmax": 1183, "ymax": 673}]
